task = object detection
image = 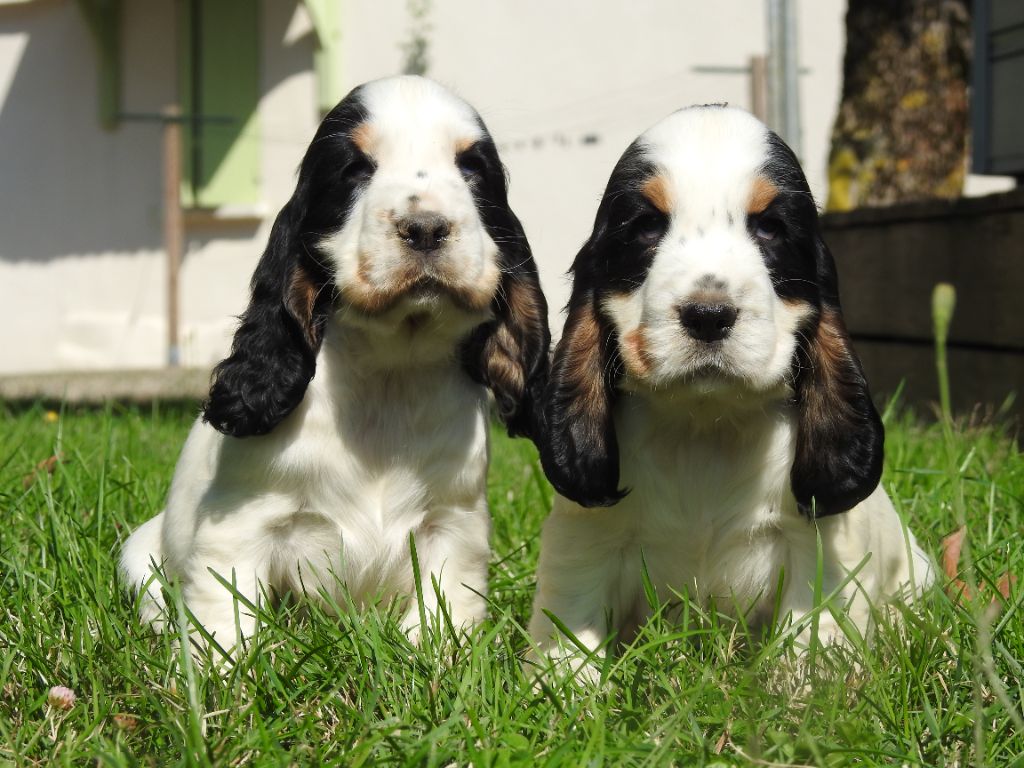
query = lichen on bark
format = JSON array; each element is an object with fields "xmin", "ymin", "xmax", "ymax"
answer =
[{"xmin": 826, "ymin": 0, "xmax": 971, "ymax": 211}]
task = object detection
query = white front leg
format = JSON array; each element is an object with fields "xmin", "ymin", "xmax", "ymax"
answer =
[
  {"xmin": 527, "ymin": 508, "xmax": 635, "ymax": 679},
  {"xmin": 400, "ymin": 506, "xmax": 490, "ymax": 642},
  {"xmin": 180, "ymin": 534, "xmax": 270, "ymax": 654}
]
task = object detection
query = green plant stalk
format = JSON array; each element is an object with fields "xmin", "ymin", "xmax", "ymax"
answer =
[{"xmin": 932, "ymin": 282, "xmax": 1024, "ymax": 751}]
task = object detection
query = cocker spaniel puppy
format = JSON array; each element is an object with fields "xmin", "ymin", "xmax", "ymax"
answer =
[
  {"xmin": 529, "ymin": 106, "xmax": 932, "ymax": 664},
  {"xmin": 120, "ymin": 76, "xmax": 549, "ymax": 649}
]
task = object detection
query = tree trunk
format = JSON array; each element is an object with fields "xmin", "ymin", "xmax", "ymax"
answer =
[{"xmin": 826, "ymin": 0, "xmax": 971, "ymax": 211}]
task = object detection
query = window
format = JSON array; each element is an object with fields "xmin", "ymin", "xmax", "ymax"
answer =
[{"xmin": 180, "ymin": 0, "xmax": 260, "ymax": 207}]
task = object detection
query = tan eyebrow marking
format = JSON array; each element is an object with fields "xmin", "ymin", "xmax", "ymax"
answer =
[
  {"xmin": 642, "ymin": 173, "xmax": 674, "ymax": 214},
  {"xmin": 748, "ymin": 175, "xmax": 779, "ymax": 214},
  {"xmin": 455, "ymin": 137, "xmax": 477, "ymax": 155},
  {"xmin": 350, "ymin": 122, "xmax": 377, "ymax": 154}
]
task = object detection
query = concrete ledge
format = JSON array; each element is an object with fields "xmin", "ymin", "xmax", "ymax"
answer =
[{"xmin": 0, "ymin": 368, "xmax": 211, "ymax": 404}]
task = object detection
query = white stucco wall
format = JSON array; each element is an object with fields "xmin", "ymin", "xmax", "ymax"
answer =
[
  {"xmin": 0, "ymin": 1, "xmax": 1014, "ymax": 373},
  {"xmin": 338, "ymin": 0, "xmax": 848, "ymax": 330},
  {"xmin": 338, "ymin": 0, "xmax": 847, "ymax": 326},
  {"xmin": 0, "ymin": 0, "xmax": 318, "ymax": 374}
]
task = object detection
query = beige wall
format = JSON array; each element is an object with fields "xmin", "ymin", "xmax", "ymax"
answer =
[
  {"xmin": 340, "ymin": 0, "xmax": 848, "ymax": 327},
  {"xmin": 0, "ymin": 2, "xmax": 1014, "ymax": 373}
]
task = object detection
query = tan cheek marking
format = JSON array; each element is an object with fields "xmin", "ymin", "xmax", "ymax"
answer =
[
  {"xmin": 642, "ymin": 174, "xmax": 674, "ymax": 215},
  {"xmin": 782, "ymin": 297, "xmax": 816, "ymax": 320},
  {"xmin": 813, "ymin": 306, "xmax": 851, "ymax": 378},
  {"xmin": 477, "ymin": 271, "xmax": 545, "ymax": 401},
  {"xmin": 350, "ymin": 121, "xmax": 377, "ymax": 155},
  {"xmin": 797, "ymin": 305, "xmax": 856, "ymax": 427},
  {"xmin": 560, "ymin": 305, "xmax": 612, "ymax": 447},
  {"xmin": 286, "ymin": 265, "xmax": 320, "ymax": 345},
  {"xmin": 505, "ymin": 273, "xmax": 542, "ymax": 329},
  {"xmin": 621, "ymin": 326, "xmax": 652, "ymax": 378},
  {"xmin": 447, "ymin": 257, "xmax": 501, "ymax": 314},
  {"xmin": 748, "ymin": 175, "xmax": 779, "ymax": 214},
  {"xmin": 483, "ymin": 325, "xmax": 525, "ymax": 397}
]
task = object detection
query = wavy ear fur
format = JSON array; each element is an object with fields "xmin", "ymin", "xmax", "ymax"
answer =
[
  {"xmin": 538, "ymin": 282, "xmax": 626, "ymax": 508},
  {"xmin": 461, "ymin": 195, "xmax": 550, "ymax": 441},
  {"xmin": 790, "ymin": 236, "xmax": 884, "ymax": 517},
  {"xmin": 203, "ymin": 198, "xmax": 333, "ymax": 437}
]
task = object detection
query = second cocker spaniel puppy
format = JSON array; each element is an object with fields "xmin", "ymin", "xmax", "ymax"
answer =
[{"xmin": 530, "ymin": 105, "xmax": 932, "ymax": 664}]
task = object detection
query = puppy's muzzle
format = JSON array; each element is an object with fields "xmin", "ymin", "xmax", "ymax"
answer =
[
  {"xmin": 678, "ymin": 302, "xmax": 739, "ymax": 343},
  {"xmin": 396, "ymin": 211, "xmax": 451, "ymax": 254}
]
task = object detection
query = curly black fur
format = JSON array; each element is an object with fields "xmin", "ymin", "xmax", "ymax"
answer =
[
  {"xmin": 457, "ymin": 132, "xmax": 550, "ymax": 441},
  {"xmin": 203, "ymin": 90, "xmax": 370, "ymax": 437}
]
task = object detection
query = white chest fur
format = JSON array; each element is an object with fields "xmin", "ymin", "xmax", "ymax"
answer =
[
  {"xmin": 614, "ymin": 394, "xmax": 795, "ymax": 607},
  {"xmin": 529, "ymin": 389, "xmax": 932, "ymax": 655},
  {"xmin": 121, "ymin": 325, "xmax": 493, "ymax": 643}
]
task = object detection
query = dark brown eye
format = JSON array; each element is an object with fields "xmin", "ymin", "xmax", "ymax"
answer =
[
  {"xmin": 456, "ymin": 151, "xmax": 487, "ymax": 181},
  {"xmin": 344, "ymin": 157, "xmax": 375, "ymax": 182},
  {"xmin": 629, "ymin": 213, "xmax": 667, "ymax": 246},
  {"xmin": 749, "ymin": 215, "xmax": 783, "ymax": 242}
]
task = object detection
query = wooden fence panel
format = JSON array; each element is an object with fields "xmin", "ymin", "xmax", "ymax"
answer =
[{"xmin": 822, "ymin": 189, "xmax": 1024, "ymax": 421}]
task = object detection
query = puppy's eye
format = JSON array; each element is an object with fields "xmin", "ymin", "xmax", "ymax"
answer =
[
  {"xmin": 749, "ymin": 215, "xmax": 783, "ymax": 242},
  {"xmin": 456, "ymin": 152, "xmax": 487, "ymax": 181},
  {"xmin": 344, "ymin": 157, "xmax": 375, "ymax": 182},
  {"xmin": 628, "ymin": 213, "xmax": 667, "ymax": 246}
]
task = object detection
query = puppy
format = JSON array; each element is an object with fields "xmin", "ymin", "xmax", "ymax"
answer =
[
  {"xmin": 529, "ymin": 106, "xmax": 932, "ymax": 664},
  {"xmin": 120, "ymin": 76, "xmax": 549, "ymax": 649}
]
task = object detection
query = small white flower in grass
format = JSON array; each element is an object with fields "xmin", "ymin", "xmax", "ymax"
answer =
[{"xmin": 48, "ymin": 685, "xmax": 76, "ymax": 710}]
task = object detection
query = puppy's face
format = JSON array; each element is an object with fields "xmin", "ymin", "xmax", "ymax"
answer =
[
  {"xmin": 542, "ymin": 106, "xmax": 883, "ymax": 517},
  {"xmin": 586, "ymin": 108, "xmax": 816, "ymax": 397},
  {"xmin": 314, "ymin": 78, "xmax": 504, "ymax": 338},
  {"xmin": 204, "ymin": 76, "xmax": 549, "ymax": 440}
]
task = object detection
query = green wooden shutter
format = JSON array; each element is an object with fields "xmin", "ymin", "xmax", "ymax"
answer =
[{"xmin": 180, "ymin": 0, "xmax": 260, "ymax": 207}]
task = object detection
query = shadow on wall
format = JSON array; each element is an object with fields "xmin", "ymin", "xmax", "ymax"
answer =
[
  {"xmin": 0, "ymin": 0, "xmax": 315, "ymax": 265},
  {"xmin": 0, "ymin": 1, "xmax": 170, "ymax": 262}
]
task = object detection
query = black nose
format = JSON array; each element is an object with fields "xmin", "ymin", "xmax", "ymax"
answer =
[
  {"xmin": 396, "ymin": 211, "xmax": 451, "ymax": 253},
  {"xmin": 679, "ymin": 302, "xmax": 739, "ymax": 342}
]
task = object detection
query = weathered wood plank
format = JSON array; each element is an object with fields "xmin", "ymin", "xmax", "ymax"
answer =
[{"xmin": 824, "ymin": 189, "xmax": 1024, "ymax": 349}]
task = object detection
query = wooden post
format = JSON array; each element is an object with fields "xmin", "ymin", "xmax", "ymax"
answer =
[{"xmin": 162, "ymin": 105, "xmax": 183, "ymax": 368}]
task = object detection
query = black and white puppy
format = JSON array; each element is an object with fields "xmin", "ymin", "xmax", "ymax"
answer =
[
  {"xmin": 121, "ymin": 76, "xmax": 549, "ymax": 648},
  {"xmin": 529, "ymin": 106, "xmax": 931, "ymax": 662}
]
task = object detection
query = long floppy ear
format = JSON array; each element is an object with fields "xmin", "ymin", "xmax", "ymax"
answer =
[
  {"xmin": 537, "ymin": 282, "xmax": 626, "ymax": 508},
  {"xmin": 790, "ymin": 235, "xmax": 884, "ymax": 517},
  {"xmin": 203, "ymin": 198, "xmax": 333, "ymax": 437},
  {"xmin": 461, "ymin": 209, "xmax": 550, "ymax": 440}
]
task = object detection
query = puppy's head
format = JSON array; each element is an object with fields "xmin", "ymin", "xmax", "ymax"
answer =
[
  {"xmin": 204, "ymin": 76, "xmax": 549, "ymax": 439},
  {"xmin": 541, "ymin": 106, "xmax": 883, "ymax": 517}
]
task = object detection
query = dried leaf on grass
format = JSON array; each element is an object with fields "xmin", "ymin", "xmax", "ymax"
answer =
[
  {"xmin": 941, "ymin": 525, "xmax": 1017, "ymax": 610},
  {"xmin": 22, "ymin": 453, "xmax": 65, "ymax": 489}
]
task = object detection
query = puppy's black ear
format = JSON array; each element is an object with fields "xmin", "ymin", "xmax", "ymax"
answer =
[
  {"xmin": 203, "ymin": 198, "xmax": 332, "ymax": 437},
  {"xmin": 790, "ymin": 235, "xmax": 884, "ymax": 517},
  {"xmin": 538, "ymin": 281, "xmax": 626, "ymax": 508},
  {"xmin": 461, "ymin": 209, "xmax": 550, "ymax": 440}
]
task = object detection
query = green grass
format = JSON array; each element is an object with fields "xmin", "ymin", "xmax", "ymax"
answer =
[{"xmin": 1, "ymin": 399, "xmax": 1022, "ymax": 766}]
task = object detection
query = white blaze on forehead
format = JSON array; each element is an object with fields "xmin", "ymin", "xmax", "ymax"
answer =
[
  {"xmin": 358, "ymin": 76, "xmax": 484, "ymax": 165},
  {"xmin": 639, "ymin": 106, "xmax": 770, "ymax": 223},
  {"xmin": 604, "ymin": 106, "xmax": 801, "ymax": 396}
]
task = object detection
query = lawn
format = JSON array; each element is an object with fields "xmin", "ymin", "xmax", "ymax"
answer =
[{"xmin": 0, "ymin": 398, "xmax": 1022, "ymax": 766}]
